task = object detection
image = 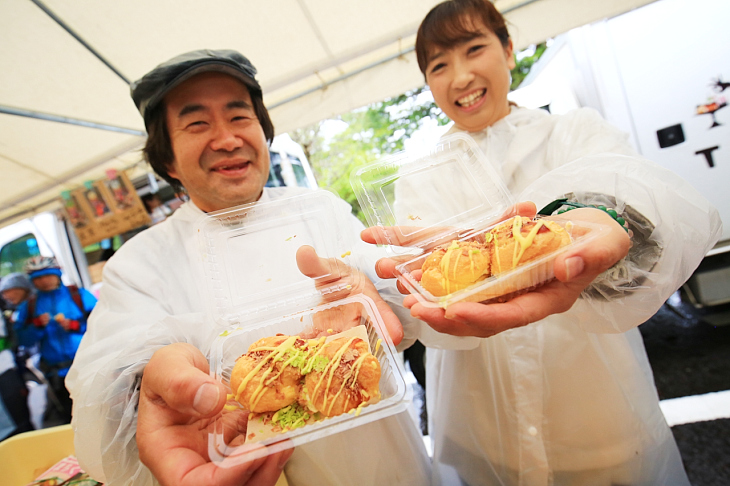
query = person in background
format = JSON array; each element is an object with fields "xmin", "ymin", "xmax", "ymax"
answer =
[
  {"xmin": 13, "ymin": 256, "xmax": 97, "ymax": 425},
  {"xmin": 66, "ymin": 49, "xmax": 430, "ymax": 486},
  {"xmin": 362, "ymin": 1, "xmax": 722, "ymax": 485},
  {"xmin": 141, "ymin": 192, "xmax": 172, "ymax": 224},
  {"xmin": 0, "ymin": 272, "xmax": 35, "ymax": 312},
  {"xmin": 0, "ymin": 307, "xmax": 34, "ymax": 440}
]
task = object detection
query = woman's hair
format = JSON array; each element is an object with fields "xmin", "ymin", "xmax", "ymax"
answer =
[
  {"xmin": 416, "ymin": 0, "xmax": 511, "ymax": 77},
  {"xmin": 142, "ymin": 84, "xmax": 275, "ymax": 191}
]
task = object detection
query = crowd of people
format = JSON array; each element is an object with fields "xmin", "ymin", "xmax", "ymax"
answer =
[
  {"xmin": 0, "ymin": 256, "xmax": 96, "ymax": 440},
  {"xmin": 0, "ymin": 1, "xmax": 724, "ymax": 485}
]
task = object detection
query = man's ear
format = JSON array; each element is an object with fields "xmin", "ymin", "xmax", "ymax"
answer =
[{"xmin": 167, "ymin": 160, "xmax": 179, "ymax": 180}]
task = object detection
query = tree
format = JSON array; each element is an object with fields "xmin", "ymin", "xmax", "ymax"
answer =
[{"xmin": 290, "ymin": 87, "xmax": 450, "ymax": 222}]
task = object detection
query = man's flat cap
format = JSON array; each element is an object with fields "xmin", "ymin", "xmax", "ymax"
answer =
[{"xmin": 131, "ymin": 49, "xmax": 261, "ymax": 120}]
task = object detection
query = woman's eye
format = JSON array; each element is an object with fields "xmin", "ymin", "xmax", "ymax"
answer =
[
  {"xmin": 468, "ymin": 44, "xmax": 485, "ymax": 55},
  {"xmin": 430, "ymin": 62, "xmax": 446, "ymax": 74}
]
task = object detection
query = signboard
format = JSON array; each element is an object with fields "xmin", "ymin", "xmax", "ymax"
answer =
[{"xmin": 62, "ymin": 171, "xmax": 151, "ymax": 247}]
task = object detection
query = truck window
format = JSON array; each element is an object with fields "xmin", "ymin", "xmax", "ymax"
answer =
[
  {"xmin": 288, "ymin": 156, "xmax": 314, "ymax": 189},
  {"xmin": 0, "ymin": 233, "xmax": 40, "ymax": 277},
  {"xmin": 267, "ymin": 151, "xmax": 285, "ymax": 187}
]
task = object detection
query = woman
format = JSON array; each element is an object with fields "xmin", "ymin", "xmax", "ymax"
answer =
[{"xmin": 364, "ymin": 0, "xmax": 722, "ymax": 484}]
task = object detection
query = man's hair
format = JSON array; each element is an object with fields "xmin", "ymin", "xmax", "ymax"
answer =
[
  {"xmin": 142, "ymin": 83, "xmax": 275, "ymax": 192},
  {"xmin": 416, "ymin": 0, "xmax": 511, "ymax": 78}
]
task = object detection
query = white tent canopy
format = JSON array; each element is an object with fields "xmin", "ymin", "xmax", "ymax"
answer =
[{"xmin": 0, "ymin": 0, "xmax": 657, "ymax": 226}]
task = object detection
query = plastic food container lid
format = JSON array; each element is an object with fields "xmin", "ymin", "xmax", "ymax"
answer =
[
  {"xmin": 196, "ymin": 190, "xmax": 407, "ymax": 466},
  {"xmin": 351, "ymin": 133, "xmax": 516, "ymax": 256},
  {"xmin": 351, "ymin": 133, "xmax": 609, "ymax": 307}
]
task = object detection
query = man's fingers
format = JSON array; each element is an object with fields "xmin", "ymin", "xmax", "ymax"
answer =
[
  {"xmin": 151, "ymin": 447, "xmax": 274, "ymax": 486},
  {"xmin": 361, "ymin": 225, "xmax": 460, "ymax": 249},
  {"xmin": 502, "ymin": 201, "xmax": 537, "ymax": 219},
  {"xmin": 142, "ymin": 343, "xmax": 226, "ymax": 420},
  {"xmin": 296, "ymin": 246, "xmax": 404, "ymax": 345},
  {"xmin": 295, "ymin": 245, "xmax": 333, "ymax": 279}
]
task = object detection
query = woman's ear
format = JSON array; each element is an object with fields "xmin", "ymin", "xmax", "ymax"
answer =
[{"xmin": 506, "ymin": 39, "xmax": 516, "ymax": 70}]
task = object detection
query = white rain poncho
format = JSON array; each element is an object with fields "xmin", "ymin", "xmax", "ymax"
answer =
[
  {"xmin": 65, "ymin": 186, "xmax": 431, "ymax": 486},
  {"xmin": 392, "ymin": 106, "xmax": 722, "ymax": 486}
]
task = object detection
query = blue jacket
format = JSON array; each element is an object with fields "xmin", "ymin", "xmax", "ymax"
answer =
[{"xmin": 14, "ymin": 285, "xmax": 97, "ymax": 377}]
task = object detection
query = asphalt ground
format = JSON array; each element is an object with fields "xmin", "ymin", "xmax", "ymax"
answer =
[{"xmin": 639, "ymin": 297, "xmax": 730, "ymax": 485}]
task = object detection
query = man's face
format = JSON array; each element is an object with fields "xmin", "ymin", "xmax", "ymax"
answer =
[
  {"xmin": 164, "ymin": 72, "xmax": 271, "ymax": 212},
  {"xmin": 425, "ymin": 19, "xmax": 515, "ymax": 133},
  {"xmin": 1, "ymin": 288, "xmax": 28, "ymax": 306},
  {"xmin": 32, "ymin": 275, "xmax": 61, "ymax": 292}
]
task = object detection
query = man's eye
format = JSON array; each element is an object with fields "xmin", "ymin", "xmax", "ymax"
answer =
[{"xmin": 186, "ymin": 121, "xmax": 206, "ymax": 128}]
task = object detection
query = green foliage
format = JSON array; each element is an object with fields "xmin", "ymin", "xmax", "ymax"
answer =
[
  {"xmin": 290, "ymin": 87, "xmax": 450, "ymax": 222},
  {"xmin": 510, "ymin": 43, "xmax": 547, "ymax": 91}
]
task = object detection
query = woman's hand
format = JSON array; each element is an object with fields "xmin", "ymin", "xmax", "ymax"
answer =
[
  {"xmin": 361, "ymin": 203, "xmax": 630, "ymax": 338},
  {"xmin": 137, "ymin": 343, "xmax": 293, "ymax": 486}
]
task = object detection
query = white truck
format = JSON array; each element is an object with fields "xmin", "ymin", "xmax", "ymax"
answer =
[{"xmin": 508, "ymin": 0, "xmax": 729, "ymax": 308}]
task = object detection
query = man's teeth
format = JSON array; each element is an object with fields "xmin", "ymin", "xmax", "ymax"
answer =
[
  {"xmin": 457, "ymin": 90, "xmax": 485, "ymax": 107},
  {"xmin": 218, "ymin": 163, "xmax": 246, "ymax": 170}
]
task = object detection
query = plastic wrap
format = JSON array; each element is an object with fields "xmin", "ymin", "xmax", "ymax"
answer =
[
  {"xmin": 67, "ymin": 188, "xmax": 430, "ymax": 485},
  {"xmin": 383, "ymin": 107, "xmax": 720, "ymax": 485}
]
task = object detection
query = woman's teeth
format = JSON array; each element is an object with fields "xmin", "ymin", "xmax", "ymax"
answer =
[{"xmin": 457, "ymin": 89, "xmax": 485, "ymax": 107}]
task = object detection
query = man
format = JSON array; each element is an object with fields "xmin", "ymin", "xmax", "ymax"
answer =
[
  {"xmin": 14, "ymin": 256, "xmax": 96, "ymax": 425},
  {"xmin": 66, "ymin": 50, "xmax": 430, "ymax": 486}
]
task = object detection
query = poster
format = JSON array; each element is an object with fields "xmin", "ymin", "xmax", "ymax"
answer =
[{"xmin": 62, "ymin": 171, "xmax": 151, "ymax": 247}]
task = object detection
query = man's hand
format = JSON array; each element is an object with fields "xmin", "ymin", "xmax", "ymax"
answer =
[
  {"xmin": 137, "ymin": 343, "xmax": 293, "ymax": 486},
  {"xmin": 295, "ymin": 245, "xmax": 404, "ymax": 346},
  {"xmin": 361, "ymin": 203, "xmax": 630, "ymax": 338}
]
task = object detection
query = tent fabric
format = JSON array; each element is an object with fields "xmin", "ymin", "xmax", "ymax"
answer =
[{"xmin": 0, "ymin": 0, "xmax": 658, "ymax": 226}]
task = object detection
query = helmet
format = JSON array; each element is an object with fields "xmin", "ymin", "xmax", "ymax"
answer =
[
  {"xmin": 0, "ymin": 272, "xmax": 33, "ymax": 293},
  {"xmin": 24, "ymin": 255, "xmax": 63, "ymax": 279}
]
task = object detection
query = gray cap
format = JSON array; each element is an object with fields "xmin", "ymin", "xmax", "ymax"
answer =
[
  {"xmin": 130, "ymin": 49, "xmax": 261, "ymax": 121},
  {"xmin": 0, "ymin": 272, "xmax": 33, "ymax": 294}
]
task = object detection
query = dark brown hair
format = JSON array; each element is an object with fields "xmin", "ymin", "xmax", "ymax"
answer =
[
  {"xmin": 416, "ymin": 0, "xmax": 511, "ymax": 77},
  {"xmin": 142, "ymin": 82, "xmax": 275, "ymax": 191}
]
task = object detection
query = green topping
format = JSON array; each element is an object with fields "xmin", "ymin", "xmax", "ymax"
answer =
[
  {"xmin": 272, "ymin": 402, "xmax": 311, "ymax": 431},
  {"xmin": 484, "ymin": 233, "xmax": 494, "ymax": 243},
  {"xmin": 311, "ymin": 355, "xmax": 330, "ymax": 372}
]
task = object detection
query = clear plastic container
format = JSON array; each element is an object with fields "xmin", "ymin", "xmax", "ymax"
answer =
[
  {"xmin": 351, "ymin": 133, "xmax": 609, "ymax": 308},
  {"xmin": 197, "ymin": 190, "xmax": 407, "ymax": 466}
]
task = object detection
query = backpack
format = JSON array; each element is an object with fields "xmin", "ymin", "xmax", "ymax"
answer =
[{"xmin": 24, "ymin": 285, "xmax": 89, "ymax": 326}]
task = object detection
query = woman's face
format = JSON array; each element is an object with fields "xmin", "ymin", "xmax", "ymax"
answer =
[{"xmin": 425, "ymin": 20, "xmax": 515, "ymax": 132}]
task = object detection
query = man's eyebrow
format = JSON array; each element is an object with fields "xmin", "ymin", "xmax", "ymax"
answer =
[
  {"xmin": 226, "ymin": 100, "xmax": 253, "ymax": 110},
  {"xmin": 178, "ymin": 104, "xmax": 205, "ymax": 118},
  {"xmin": 176, "ymin": 100, "xmax": 252, "ymax": 118}
]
